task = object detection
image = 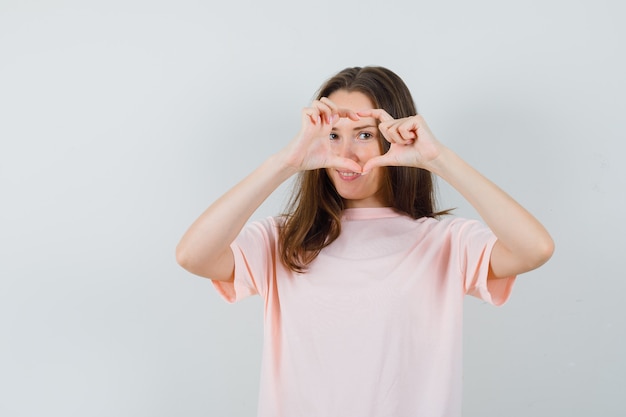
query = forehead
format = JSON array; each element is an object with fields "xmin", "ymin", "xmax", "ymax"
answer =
[
  {"xmin": 328, "ymin": 90, "xmax": 377, "ymax": 127},
  {"xmin": 327, "ymin": 90, "xmax": 375, "ymax": 110}
]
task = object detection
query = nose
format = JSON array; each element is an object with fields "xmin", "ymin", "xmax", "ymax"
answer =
[{"xmin": 334, "ymin": 139, "xmax": 358, "ymax": 160}]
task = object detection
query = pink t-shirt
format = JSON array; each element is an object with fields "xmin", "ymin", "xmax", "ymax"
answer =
[{"xmin": 214, "ymin": 207, "xmax": 516, "ymax": 417}]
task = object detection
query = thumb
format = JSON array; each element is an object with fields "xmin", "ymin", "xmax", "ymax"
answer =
[
  {"xmin": 362, "ymin": 155, "xmax": 393, "ymax": 174},
  {"xmin": 328, "ymin": 156, "xmax": 363, "ymax": 173}
]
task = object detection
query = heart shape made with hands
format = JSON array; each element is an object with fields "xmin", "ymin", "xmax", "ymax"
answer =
[
  {"xmin": 301, "ymin": 98, "xmax": 441, "ymax": 173},
  {"xmin": 350, "ymin": 110, "xmax": 441, "ymax": 173}
]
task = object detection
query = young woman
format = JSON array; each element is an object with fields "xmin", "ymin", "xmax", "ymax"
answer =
[{"xmin": 176, "ymin": 66, "xmax": 554, "ymax": 417}]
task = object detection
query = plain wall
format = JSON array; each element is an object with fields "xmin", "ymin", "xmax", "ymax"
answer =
[{"xmin": 1, "ymin": 0, "xmax": 624, "ymax": 416}]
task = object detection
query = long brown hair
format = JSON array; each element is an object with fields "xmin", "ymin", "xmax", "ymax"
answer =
[{"xmin": 279, "ymin": 66, "xmax": 448, "ymax": 272}]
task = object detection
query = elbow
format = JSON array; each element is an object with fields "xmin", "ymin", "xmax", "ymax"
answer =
[
  {"xmin": 528, "ymin": 235, "xmax": 555, "ymax": 270},
  {"xmin": 175, "ymin": 243, "xmax": 192, "ymax": 271},
  {"xmin": 544, "ymin": 236, "xmax": 556, "ymax": 261},
  {"xmin": 175, "ymin": 243, "xmax": 230, "ymax": 280},
  {"xmin": 175, "ymin": 244, "xmax": 206, "ymax": 277},
  {"xmin": 492, "ymin": 235, "xmax": 555, "ymax": 278}
]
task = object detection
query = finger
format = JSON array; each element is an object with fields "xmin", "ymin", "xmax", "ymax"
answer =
[
  {"xmin": 319, "ymin": 97, "xmax": 338, "ymax": 111},
  {"xmin": 319, "ymin": 97, "xmax": 341, "ymax": 125},
  {"xmin": 303, "ymin": 107, "xmax": 322, "ymax": 125},
  {"xmin": 356, "ymin": 108, "xmax": 394, "ymax": 123},
  {"xmin": 378, "ymin": 120, "xmax": 405, "ymax": 145},
  {"xmin": 327, "ymin": 156, "xmax": 363, "ymax": 173},
  {"xmin": 310, "ymin": 100, "xmax": 330, "ymax": 124},
  {"xmin": 380, "ymin": 119, "xmax": 414, "ymax": 145},
  {"xmin": 362, "ymin": 154, "xmax": 399, "ymax": 173},
  {"xmin": 335, "ymin": 108, "xmax": 360, "ymax": 122},
  {"xmin": 397, "ymin": 127, "xmax": 417, "ymax": 142},
  {"xmin": 397, "ymin": 119, "xmax": 418, "ymax": 142},
  {"xmin": 314, "ymin": 97, "xmax": 344, "ymax": 124},
  {"xmin": 319, "ymin": 98, "xmax": 360, "ymax": 123}
]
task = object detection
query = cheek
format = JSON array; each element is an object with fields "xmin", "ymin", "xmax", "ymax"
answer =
[{"xmin": 360, "ymin": 142, "xmax": 383, "ymax": 160}]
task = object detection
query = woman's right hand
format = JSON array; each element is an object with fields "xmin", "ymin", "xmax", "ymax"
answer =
[
  {"xmin": 279, "ymin": 98, "xmax": 364, "ymax": 173},
  {"xmin": 177, "ymin": 98, "xmax": 362, "ymax": 281}
]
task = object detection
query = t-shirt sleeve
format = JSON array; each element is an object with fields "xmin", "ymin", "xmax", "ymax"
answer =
[
  {"xmin": 449, "ymin": 218, "xmax": 516, "ymax": 306},
  {"xmin": 212, "ymin": 217, "xmax": 277, "ymax": 303}
]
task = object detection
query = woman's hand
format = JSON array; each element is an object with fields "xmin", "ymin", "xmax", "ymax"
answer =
[
  {"xmin": 280, "ymin": 98, "xmax": 363, "ymax": 173},
  {"xmin": 356, "ymin": 109, "xmax": 553, "ymax": 278},
  {"xmin": 179, "ymin": 98, "xmax": 367, "ymax": 281},
  {"xmin": 357, "ymin": 110, "xmax": 444, "ymax": 173}
]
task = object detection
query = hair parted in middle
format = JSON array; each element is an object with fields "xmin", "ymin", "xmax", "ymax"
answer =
[{"xmin": 278, "ymin": 66, "xmax": 449, "ymax": 273}]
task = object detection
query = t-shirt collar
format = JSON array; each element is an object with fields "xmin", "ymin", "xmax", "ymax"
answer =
[{"xmin": 341, "ymin": 207, "xmax": 400, "ymax": 221}]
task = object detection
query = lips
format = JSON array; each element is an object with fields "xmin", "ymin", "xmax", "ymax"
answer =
[{"xmin": 336, "ymin": 170, "xmax": 361, "ymax": 181}]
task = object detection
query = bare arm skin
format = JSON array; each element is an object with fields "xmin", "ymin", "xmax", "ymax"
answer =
[
  {"xmin": 429, "ymin": 148, "xmax": 554, "ymax": 278},
  {"xmin": 360, "ymin": 111, "xmax": 554, "ymax": 279},
  {"xmin": 178, "ymin": 98, "xmax": 553, "ymax": 282},
  {"xmin": 176, "ymin": 100, "xmax": 361, "ymax": 281},
  {"xmin": 175, "ymin": 156, "xmax": 296, "ymax": 281}
]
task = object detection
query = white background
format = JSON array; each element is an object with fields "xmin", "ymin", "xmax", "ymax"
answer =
[{"xmin": 1, "ymin": 0, "xmax": 624, "ymax": 416}]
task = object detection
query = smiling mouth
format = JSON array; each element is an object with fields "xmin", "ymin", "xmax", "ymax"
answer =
[{"xmin": 337, "ymin": 170, "xmax": 362, "ymax": 180}]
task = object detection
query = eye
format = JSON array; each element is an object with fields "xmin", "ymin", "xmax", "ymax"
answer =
[
  {"xmin": 358, "ymin": 132, "xmax": 374, "ymax": 141},
  {"xmin": 329, "ymin": 133, "xmax": 339, "ymax": 141}
]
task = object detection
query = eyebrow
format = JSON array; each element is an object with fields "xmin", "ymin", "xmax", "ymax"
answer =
[
  {"xmin": 331, "ymin": 124, "xmax": 378, "ymax": 131},
  {"xmin": 354, "ymin": 124, "xmax": 378, "ymax": 130}
]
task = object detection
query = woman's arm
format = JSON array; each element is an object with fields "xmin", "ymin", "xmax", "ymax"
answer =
[
  {"xmin": 360, "ymin": 112, "xmax": 554, "ymax": 279},
  {"xmin": 428, "ymin": 148, "xmax": 554, "ymax": 278},
  {"xmin": 176, "ymin": 101, "xmax": 361, "ymax": 281},
  {"xmin": 175, "ymin": 156, "xmax": 296, "ymax": 281}
]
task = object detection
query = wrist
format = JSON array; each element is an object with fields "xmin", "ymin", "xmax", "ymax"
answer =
[
  {"xmin": 422, "ymin": 145, "xmax": 456, "ymax": 178},
  {"xmin": 268, "ymin": 151, "xmax": 301, "ymax": 179}
]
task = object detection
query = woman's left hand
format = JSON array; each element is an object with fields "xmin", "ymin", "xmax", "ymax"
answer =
[{"xmin": 358, "ymin": 109, "xmax": 444, "ymax": 173}]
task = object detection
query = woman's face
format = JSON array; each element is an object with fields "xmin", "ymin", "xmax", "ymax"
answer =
[{"xmin": 325, "ymin": 90, "xmax": 389, "ymax": 208}]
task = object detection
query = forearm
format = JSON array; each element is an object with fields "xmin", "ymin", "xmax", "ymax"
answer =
[
  {"xmin": 176, "ymin": 153, "xmax": 297, "ymax": 279},
  {"xmin": 429, "ymin": 147, "xmax": 554, "ymax": 277}
]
